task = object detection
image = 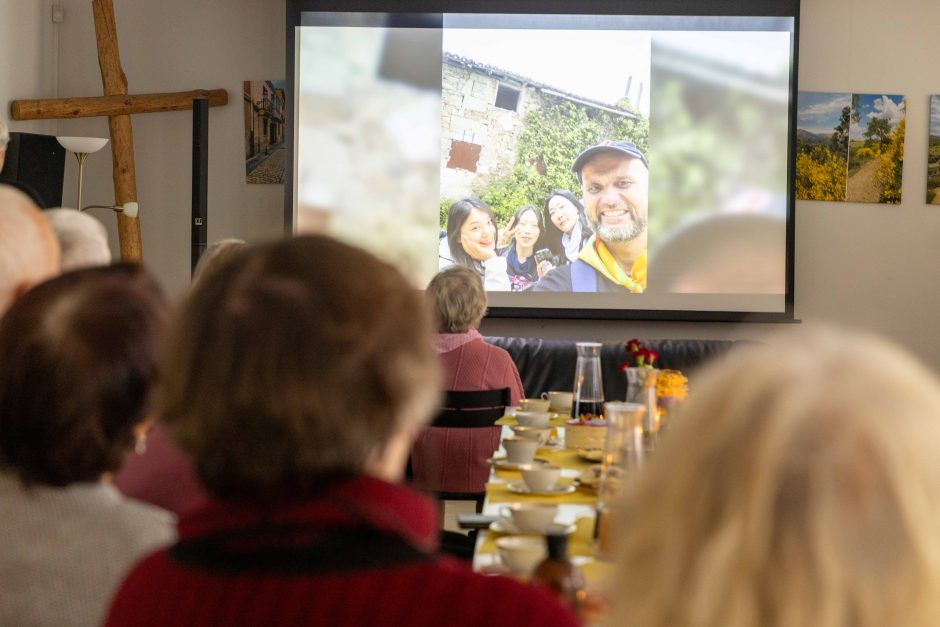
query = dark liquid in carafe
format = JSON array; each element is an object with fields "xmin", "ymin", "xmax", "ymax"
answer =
[{"xmin": 574, "ymin": 400, "xmax": 603, "ymax": 421}]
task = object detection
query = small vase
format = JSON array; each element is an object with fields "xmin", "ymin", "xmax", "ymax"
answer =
[{"xmin": 624, "ymin": 367, "xmax": 659, "ymax": 446}]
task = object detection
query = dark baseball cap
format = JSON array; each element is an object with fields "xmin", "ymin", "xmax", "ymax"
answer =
[{"xmin": 572, "ymin": 140, "xmax": 648, "ymax": 181}]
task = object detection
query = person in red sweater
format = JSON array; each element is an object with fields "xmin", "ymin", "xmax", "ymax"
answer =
[
  {"xmin": 105, "ymin": 235, "xmax": 579, "ymax": 627},
  {"xmin": 411, "ymin": 266, "xmax": 525, "ymax": 494}
]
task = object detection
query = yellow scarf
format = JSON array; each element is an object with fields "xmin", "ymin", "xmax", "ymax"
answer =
[{"xmin": 578, "ymin": 236, "xmax": 647, "ymax": 293}]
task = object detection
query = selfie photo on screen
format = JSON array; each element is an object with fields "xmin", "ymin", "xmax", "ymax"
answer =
[{"xmin": 293, "ymin": 8, "xmax": 795, "ymax": 318}]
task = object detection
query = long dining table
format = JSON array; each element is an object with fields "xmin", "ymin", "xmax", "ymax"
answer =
[{"xmin": 472, "ymin": 413, "xmax": 614, "ymax": 586}]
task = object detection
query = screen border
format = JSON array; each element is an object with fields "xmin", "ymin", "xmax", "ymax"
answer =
[{"xmin": 285, "ymin": 0, "xmax": 800, "ymax": 323}]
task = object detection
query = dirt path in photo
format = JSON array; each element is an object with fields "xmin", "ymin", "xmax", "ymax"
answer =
[
  {"xmin": 846, "ymin": 158, "xmax": 881, "ymax": 202},
  {"xmin": 931, "ymin": 188, "xmax": 940, "ymax": 204}
]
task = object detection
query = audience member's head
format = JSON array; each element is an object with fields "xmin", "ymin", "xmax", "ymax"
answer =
[
  {"xmin": 0, "ymin": 264, "xmax": 168, "ymax": 487},
  {"xmin": 45, "ymin": 208, "xmax": 112, "ymax": 271},
  {"xmin": 191, "ymin": 237, "xmax": 247, "ymax": 285},
  {"xmin": 0, "ymin": 118, "xmax": 8, "ymax": 171},
  {"xmin": 161, "ymin": 235, "xmax": 441, "ymax": 499},
  {"xmin": 0, "ymin": 185, "xmax": 60, "ymax": 313},
  {"xmin": 426, "ymin": 265, "xmax": 487, "ymax": 334},
  {"xmin": 609, "ymin": 328, "xmax": 940, "ymax": 627}
]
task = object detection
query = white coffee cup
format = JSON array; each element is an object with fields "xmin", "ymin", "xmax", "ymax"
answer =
[
  {"xmin": 509, "ymin": 425, "xmax": 551, "ymax": 446},
  {"xmin": 496, "ymin": 536, "xmax": 546, "ymax": 575},
  {"xmin": 541, "ymin": 390, "xmax": 573, "ymax": 413},
  {"xmin": 519, "ymin": 397, "xmax": 551, "ymax": 412},
  {"xmin": 515, "ymin": 411, "xmax": 552, "ymax": 428},
  {"xmin": 520, "ymin": 463, "xmax": 562, "ymax": 492},
  {"xmin": 502, "ymin": 437, "xmax": 539, "ymax": 464},
  {"xmin": 499, "ymin": 502, "xmax": 559, "ymax": 534}
]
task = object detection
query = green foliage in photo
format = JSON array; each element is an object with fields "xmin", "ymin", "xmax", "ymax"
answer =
[{"xmin": 473, "ymin": 97, "xmax": 649, "ymax": 229}]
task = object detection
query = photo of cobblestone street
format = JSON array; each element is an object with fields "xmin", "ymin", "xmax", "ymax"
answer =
[{"xmin": 246, "ymin": 143, "xmax": 285, "ymax": 184}]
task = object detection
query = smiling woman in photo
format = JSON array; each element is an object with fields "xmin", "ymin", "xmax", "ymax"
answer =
[
  {"xmin": 439, "ymin": 197, "xmax": 510, "ymax": 291},
  {"xmin": 542, "ymin": 189, "xmax": 593, "ymax": 264},
  {"xmin": 502, "ymin": 204, "xmax": 551, "ymax": 291}
]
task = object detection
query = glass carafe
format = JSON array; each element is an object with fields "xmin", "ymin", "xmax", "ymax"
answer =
[
  {"xmin": 595, "ymin": 401, "xmax": 647, "ymax": 557},
  {"xmin": 572, "ymin": 342, "xmax": 604, "ymax": 421}
]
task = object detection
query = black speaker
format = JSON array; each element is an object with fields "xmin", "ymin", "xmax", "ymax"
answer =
[
  {"xmin": 0, "ymin": 132, "xmax": 66, "ymax": 208},
  {"xmin": 191, "ymin": 99, "xmax": 209, "ymax": 275}
]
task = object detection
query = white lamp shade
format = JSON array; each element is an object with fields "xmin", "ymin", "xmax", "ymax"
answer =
[{"xmin": 56, "ymin": 136, "xmax": 109, "ymax": 154}]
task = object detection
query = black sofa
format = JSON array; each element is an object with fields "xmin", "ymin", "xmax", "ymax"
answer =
[{"xmin": 484, "ymin": 337, "xmax": 746, "ymax": 401}]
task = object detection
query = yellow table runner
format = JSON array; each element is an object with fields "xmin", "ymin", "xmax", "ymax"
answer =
[
  {"xmin": 487, "ymin": 447, "xmax": 599, "ymax": 505},
  {"xmin": 478, "ymin": 516, "xmax": 597, "ymax": 557}
]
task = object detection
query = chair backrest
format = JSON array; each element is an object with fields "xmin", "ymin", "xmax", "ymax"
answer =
[{"xmin": 432, "ymin": 388, "xmax": 511, "ymax": 428}]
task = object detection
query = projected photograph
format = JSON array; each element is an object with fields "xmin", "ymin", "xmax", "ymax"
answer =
[
  {"xmin": 928, "ymin": 95, "xmax": 940, "ymax": 204},
  {"xmin": 295, "ymin": 27, "xmax": 443, "ymax": 285},
  {"xmin": 294, "ymin": 12, "xmax": 794, "ymax": 314},
  {"xmin": 796, "ymin": 91, "xmax": 905, "ymax": 204},
  {"xmin": 438, "ymin": 29, "xmax": 651, "ymax": 292}
]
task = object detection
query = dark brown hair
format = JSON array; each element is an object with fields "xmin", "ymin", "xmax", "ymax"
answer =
[
  {"xmin": 160, "ymin": 235, "xmax": 441, "ymax": 499},
  {"xmin": 0, "ymin": 263, "xmax": 168, "ymax": 486}
]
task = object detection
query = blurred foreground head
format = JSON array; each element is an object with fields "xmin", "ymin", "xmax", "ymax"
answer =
[
  {"xmin": 161, "ymin": 235, "xmax": 441, "ymax": 499},
  {"xmin": 0, "ymin": 185, "xmax": 60, "ymax": 313},
  {"xmin": 0, "ymin": 264, "xmax": 167, "ymax": 486},
  {"xmin": 610, "ymin": 328, "xmax": 940, "ymax": 627}
]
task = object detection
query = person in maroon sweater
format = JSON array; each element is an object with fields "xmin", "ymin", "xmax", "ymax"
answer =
[
  {"xmin": 411, "ymin": 266, "xmax": 526, "ymax": 494},
  {"xmin": 105, "ymin": 235, "xmax": 579, "ymax": 627}
]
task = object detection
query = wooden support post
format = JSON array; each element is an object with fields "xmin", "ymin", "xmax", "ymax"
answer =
[{"xmin": 93, "ymin": 0, "xmax": 141, "ymax": 262}]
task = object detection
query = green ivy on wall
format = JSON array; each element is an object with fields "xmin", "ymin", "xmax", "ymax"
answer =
[{"xmin": 441, "ymin": 96, "xmax": 649, "ymax": 229}]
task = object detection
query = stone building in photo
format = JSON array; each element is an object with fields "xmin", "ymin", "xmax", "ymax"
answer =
[{"xmin": 440, "ymin": 52, "xmax": 639, "ymax": 201}]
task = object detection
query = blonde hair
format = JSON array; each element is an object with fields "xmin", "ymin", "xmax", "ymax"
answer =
[
  {"xmin": 192, "ymin": 238, "xmax": 247, "ymax": 285},
  {"xmin": 608, "ymin": 328, "xmax": 940, "ymax": 627},
  {"xmin": 426, "ymin": 265, "xmax": 487, "ymax": 333}
]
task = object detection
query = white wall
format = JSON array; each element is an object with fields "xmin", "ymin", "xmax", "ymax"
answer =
[
  {"xmin": 4, "ymin": 0, "xmax": 940, "ymax": 368},
  {"xmin": 4, "ymin": 0, "xmax": 285, "ymax": 297},
  {"xmin": 0, "ymin": 0, "xmax": 58, "ymax": 136}
]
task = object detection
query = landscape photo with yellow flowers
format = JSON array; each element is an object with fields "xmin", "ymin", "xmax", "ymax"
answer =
[{"xmin": 795, "ymin": 91, "xmax": 905, "ymax": 204}]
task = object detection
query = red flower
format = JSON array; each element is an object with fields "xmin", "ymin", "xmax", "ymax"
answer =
[
  {"xmin": 619, "ymin": 360, "xmax": 632, "ymax": 372},
  {"xmin": 626, "ymin": 339, "xmax": 642, "ymax": 354}
]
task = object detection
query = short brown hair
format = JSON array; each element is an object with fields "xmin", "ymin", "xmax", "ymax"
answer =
[
  {"xmin": 426, "ymin": 266, "xmax": 487, "ymax": 333},
  {"xmin": 160, "ymin": 235, "xmax": 441, "ymax": 499},
  {"xmin": 0, "ymin": 264, "xmax": 167, "ymax": 486}
]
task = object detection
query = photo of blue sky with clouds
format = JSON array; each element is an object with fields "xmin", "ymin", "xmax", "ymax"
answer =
[
  {"xmin": 797, "ymin": 92, "xmax": 904, "ymax": 139},
  {"xmin": 849, "ymin": 94, "xmax": 904, "ymax": 141},
  {"xmin": 797, "ymin": 91, "xmax": 850, "ymax": 136}
]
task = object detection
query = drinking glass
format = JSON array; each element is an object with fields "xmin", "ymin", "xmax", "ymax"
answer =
[{"xmin": 594, "ymin": 401, "xmax": 646, "ymax": 557}]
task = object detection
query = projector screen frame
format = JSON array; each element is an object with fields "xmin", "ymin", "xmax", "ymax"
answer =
[{"xmin": 285, "ymin": 0, "xmax": 799, "ymax": 323}]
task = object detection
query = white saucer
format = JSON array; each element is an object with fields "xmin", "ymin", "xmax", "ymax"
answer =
[
  {"xmin": 487, "ymin": 456, "xmax": 549, "ymax": 471},
  {"xmin": 507, "ymin": 481, "xmax": 576, "ymax": 496},
  {"xmin": 574, "ymin": 465, "xmax": 602, "ymax": 490},
  {"xmin": 489, "ymin": 518, "xmax": 577, "ymax": 535},
  {"xmin": 576, "ymin": 448, "xmax": 604, "ymax": 462}
]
